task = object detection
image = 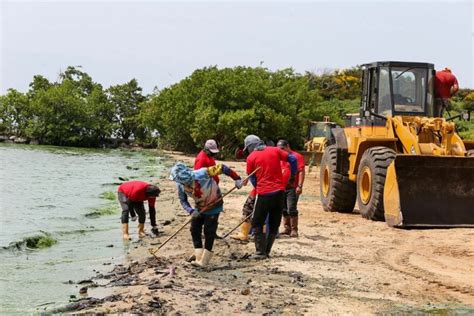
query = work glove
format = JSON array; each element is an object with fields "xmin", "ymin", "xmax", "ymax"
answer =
[
  {"xmin": 234, "ymin": 179, "xmax": 243, "ymax": 189},
  {"xmin": 191, "ymin": 209, "xmax": 201, "ymax": 219},
  {"xmin": 151, "ymin": 226, "xmax": 159, "ymax": 236}
]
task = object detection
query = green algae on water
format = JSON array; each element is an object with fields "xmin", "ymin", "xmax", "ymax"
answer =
[
  {"xmin": 23, "ymin": 233, "xmax": 57, "ymax": 249},
  {"xmin": 99, "ymin": 191, "xmax": 116, "ymax": 200},
  {"xmin": 85, "ymin": 204, "xmax": 119, "ymax": 218}
]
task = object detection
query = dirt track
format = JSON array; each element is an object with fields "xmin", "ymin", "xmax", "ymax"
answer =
[{"xmin": 79, "ymin": 153, "xmax": 474, "ymax": 314}]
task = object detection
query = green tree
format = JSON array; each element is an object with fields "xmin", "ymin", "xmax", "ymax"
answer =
[
  {"xmin": 141, "ymin": 66, "xmax": 339, "ymax": 155},
  {"xmin": 26, "ymin": 67, "xmax": 114, "ymax": 146},
  {"xmin": 107, "ymin": 79, "xmax": 146, "ymax": 140},
  {"xmin": 0, "ymin": 89, "xmax": 30, "ymax": 136}
]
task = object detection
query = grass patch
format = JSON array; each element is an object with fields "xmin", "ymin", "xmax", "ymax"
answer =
[
  {"xmin": 85, "ymin": 204, "xmax": 119, "ymax": 218},
  {"xmin": 99, "ymin": 191, "xmax": 116, "ymax": 200}
]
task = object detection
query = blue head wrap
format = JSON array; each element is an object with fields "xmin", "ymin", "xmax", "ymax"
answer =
[{"xmin": 169, "ymin": 162, "xmax": 194, "ymax": 185}]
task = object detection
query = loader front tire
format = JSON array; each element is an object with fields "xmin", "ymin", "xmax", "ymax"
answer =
[
  {"xmin": 320, "ymin": 145, "xmax": 356, "ymax": 213},
  {"xmin": 356, "ymin": 146, "xmax": 396, "ymax": 221}
]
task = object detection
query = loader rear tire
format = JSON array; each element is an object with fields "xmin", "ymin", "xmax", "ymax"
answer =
[
  {"xmin": 320, "ymin": 145, "xmax": 356, "ymax": 213},
  {"xmin": 356, "ymin": 146, "xmax": 396, "ymax": 221}
]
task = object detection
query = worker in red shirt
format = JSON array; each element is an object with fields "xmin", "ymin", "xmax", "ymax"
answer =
[
  {"xmin": 434, "ymin": 67, "xmax": 459, "ymax": 117},
  {"xmin": 194, "ymin": 139, "xmax": 220, "ymax": 183},
  {"xmin": 117, "ymin": 181, "xmax": 161, "ymax": 240},
  {"xmin": 244, "ymin": 135, "xmax": 298, "ymax": 259},
  {"xmin": 277, "ymin": 139, "xmax": 305, "ymax": 238}
]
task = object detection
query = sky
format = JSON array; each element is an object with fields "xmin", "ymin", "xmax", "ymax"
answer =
[{"xmin": 0, "ymin": 0, "xmax": 473, "ymax": 94}]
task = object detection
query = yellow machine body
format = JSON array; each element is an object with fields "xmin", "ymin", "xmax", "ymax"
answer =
[
  {"xmin": 319, "ymin": 61, "xmax": 473, "ymax": 228},
  {"xmin": 343, "ymin": 115, "xmax": 474, "ymax": 227},
  {"xmin": 305, "ymin": 119, "xmax": 337, "ymax": 166}
]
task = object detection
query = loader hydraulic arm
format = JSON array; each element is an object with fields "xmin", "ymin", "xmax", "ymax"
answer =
[{"xmin": 390, "ymin": 116, "xmax": 420, "ymax": 155}]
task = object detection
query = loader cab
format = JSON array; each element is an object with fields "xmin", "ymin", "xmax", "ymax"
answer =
[
  {"xmin": 308, "ymin": 121, "xmax": 337, "ymax": 140},
  {"xmin": 360, "ymin": 61, "xmax": 436, "ymax": 119}
]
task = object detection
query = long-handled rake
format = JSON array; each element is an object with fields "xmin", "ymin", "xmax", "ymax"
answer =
[{"xmin": 220, "ymin": 209, "xmax": 254, "ymax": 240}]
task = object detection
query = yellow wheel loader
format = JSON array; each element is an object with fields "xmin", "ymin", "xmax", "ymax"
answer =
[
  {"xmin": 304, "ymin": 117, "xmax": 338, "ymax": 168},
  {"xmin": 320, "ymin": 61, "xmax": 474, "ymax": 227}
]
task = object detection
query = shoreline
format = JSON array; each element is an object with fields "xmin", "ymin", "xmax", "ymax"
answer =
[{"xmin": 45, "ymin": 151, "xmax": 474, "ymax": 315}]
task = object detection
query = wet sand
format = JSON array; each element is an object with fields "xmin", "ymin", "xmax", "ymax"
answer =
[{"xmin": 59, "ymin": 151, "xmax": 474, "ymax": 314}]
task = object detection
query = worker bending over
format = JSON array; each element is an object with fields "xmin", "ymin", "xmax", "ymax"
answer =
[
  {"xmin": 118, "ymin": 181, "xmax": 161, "ymax": 240},
  {"xmin": 170, "ymin": 162, "xmax": 242, "ymax": 267}
]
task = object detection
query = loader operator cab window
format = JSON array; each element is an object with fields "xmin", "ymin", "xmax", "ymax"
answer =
[
  {"xmin": 310, "ymin": 122, "xmax": 332, "ymax": 139},
  {"xmin": 391, "ymin": 67, "xmax": 427, "ymax": 114},
  {"xmin": 378, "ymin": 67, "xmax": 392, "ymax": 116}
]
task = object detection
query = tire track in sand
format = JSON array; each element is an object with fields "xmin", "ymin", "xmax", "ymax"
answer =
[{"xmin": 376, "ymin": 246, "xmax": 474, "ymax": 300}]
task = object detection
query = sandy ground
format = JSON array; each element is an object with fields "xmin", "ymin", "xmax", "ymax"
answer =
[{"xmin": 69, "ymin": 151, "xmax": 474, "ymax": 315}]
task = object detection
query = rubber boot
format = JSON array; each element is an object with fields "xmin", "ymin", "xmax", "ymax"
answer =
[
  {"xmin": 249, "ymin": 230, "xmax": 267, "ymax": 260},
  {"xmin": 280, "ymin": 216, "xmax": 291, "ymax": 235},
  {"xmin": 138, "ymin": 223, "xmax": 146, "ymax": 238},
  {"xmin": 266, "ymin": 233, "xmax": 277, "ymax": 257},
  {"xmin": 122, "ymin": 223, "xmax": 130, "ymax": 240},
  {"xmin": 231, "ymin": 221, "xmax": 251, "ymax": 242},
  {"xmin": 193, "ymin": 249, "xmax": 213, "ymax": 267},
  {"xmin": 290, "ymin": 216, "xmax": 299, "ymax": 238},
  {"xmin": 151, "ymin": 226, "xmax": 160, "ymax": 236},
  {"xmin": 190, "ymin": 248, "xmax": 203, "ymax": 263}
]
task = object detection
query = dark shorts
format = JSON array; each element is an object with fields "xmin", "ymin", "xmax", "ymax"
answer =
[
  {"xmin": 118, "ymin": 192, "xmax": 146, "ymax": 224},
  {"xmin": 283, "ymin": 189, "xmax": 299, "ymax": 216},
  {"xmin": 434, "ymin": 98, "xmax": 450, "ymax": 117}
]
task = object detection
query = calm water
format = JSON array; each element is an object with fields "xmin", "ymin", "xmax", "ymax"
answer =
[{"xmin": 0, "ymin": 143, "xmax": 164, "ymax": 314}]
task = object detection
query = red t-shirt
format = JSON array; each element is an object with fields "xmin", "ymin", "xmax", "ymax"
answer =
[
  {"xmin": 434, "ymin": 71, "xmax": 458, "ymax": 99},
  {"xmin": 246, "ymin": 146, "xmax": 289, "ymax": 195},
  {"xmin": 194, "ymin": 150, "xmax": 219, "ymax": 183},
  {"xmin": 118, "ymin": 181, "xmax": 156, "ymax": 208},
  {"xmin": 281, "ymin": 150, "xmax": 305, "ymax": 189}
]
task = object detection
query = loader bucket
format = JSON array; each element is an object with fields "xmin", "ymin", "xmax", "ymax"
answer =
[{"xmin": 384, "ymin": 155, "xmax": 474, "ymax": 227}]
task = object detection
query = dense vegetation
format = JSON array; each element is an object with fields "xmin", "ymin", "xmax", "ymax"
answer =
[{"xmin": 1, "ymin": 66, "xmax": 473, "ymax": 155}]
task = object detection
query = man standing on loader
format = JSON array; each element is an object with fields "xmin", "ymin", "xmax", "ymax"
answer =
[
  {"xmin": 244, "ymin": 135, "xmax": 297, "ymax": 259},
  {"xmin": 434, "ymin": 67, "xmax": 459, "ymax": 117},
  {"xmin": 277, "ymin": 139, "xmax": 305, "ymax": 238}
]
